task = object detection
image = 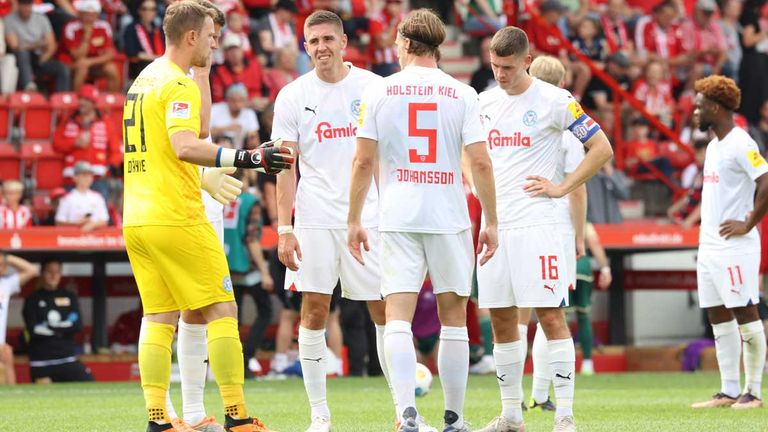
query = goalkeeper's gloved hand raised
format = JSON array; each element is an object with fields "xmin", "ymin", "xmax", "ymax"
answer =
[
  {"xmin": 201, "ymin": 166, "xmax": 243, "ymax": 205},
  {"xmin": 233, "ymin": 138, "xmax": 295, "ymax": 175}
]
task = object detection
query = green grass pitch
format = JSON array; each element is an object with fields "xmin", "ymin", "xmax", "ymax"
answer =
[{"xmin": 1, "ymin": 372, "xmax": 766, "ymax": 431}]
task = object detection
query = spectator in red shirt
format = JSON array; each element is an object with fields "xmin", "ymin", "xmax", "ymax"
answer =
[
  {"xmin": 632, "ymin": 60, "xmax": 675, "ymax": 126},
  {"xmin": 263, "ymin": 47, "xmax": 299, "ymax": 102},
  {"xmin": 219, "ymin": 9, "xmax": 255, "ymax": 64},
  {"xmin": 211, "ymin": 32, "xmax": 268, "ymax": 110},
  {"xmin": 52, "ymin": 85, "xmax": 122, "ymax": 200},
  {"xmin": 600, "ymin": 0, "xmax": 635, "ymax": 56},
  {"xmin": 0, "ymin": 180, "xmax": 34, "ymax": 229},
  {"xmin": 528, "ymin": 0, "xmax": 592, "ymax": 99},
  {"xmin": 368, "ymin": 0, "xmax": 405, "ymax": 77},
  {"xmin": 58, "ymin": 0, "xmax": 120, "ymax": 91},
  {"xmin": 255, "ymin": 0, "xmax": 297, "ymax": 67},
  {"xmin": 634, "ymin": 0, "xmax": 692, "ymax": 77},
  {"xmin": 625, "ymin": 116, "xmax": 675, "ymax": 182},
  {"xmin": 679, "ymin": 0, "xmax": 727, "ymax": 75}
]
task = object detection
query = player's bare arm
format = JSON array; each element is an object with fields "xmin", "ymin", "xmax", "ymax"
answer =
[
  {"xmin": 524, "ymin": 130, "xmax": 613, "ymax": 198},
  {"xmin": 465, "ymin": 140, "xmax": 498, "ymax": 266},
  {"xmin": 569, "ymin": 184, "xmax": 587, "ymax": 258},
  {"xmin": 347, "ymin": 137, "xmax": 377, "ymax": 266},
  {"xmin": 170, "ymin": 130, "xmax": 294, "ymax": 172},
  {"xmin": 720, "ymin": 172, "xmax": 768, "ymax": 239},
  {"xmin": 5, "ymin": 254, "xmax": 39, "ymax": 286},
  {"xmin": 585, "ymin": 229, "xmax": 611, "ymax": 290},
  {"xmin": 276, "ymin": 140, "xmax": 302, "ymax": 271}
]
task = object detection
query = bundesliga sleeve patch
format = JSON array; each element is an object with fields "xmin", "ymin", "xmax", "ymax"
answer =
[
  {"xmin": 567, "ymin": 100, "xmax": 585, "ymax": 120},
  {"xmin": 357, "ymin": 102, "xmax": 367, "ymax": 128},
  {"xmin": 170, "ymin": 101, "xmax": 191, "ymax": 119},
  {"xmin": 748, "ymin": 149, "xmax": 767, "ymax": 168}
]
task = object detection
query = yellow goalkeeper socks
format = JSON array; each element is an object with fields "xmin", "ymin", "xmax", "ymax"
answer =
[
  {"xmin": 139, "ymin": 319, "xmax": 176, "ymax": 423},
  {"xmin": 208, "ymin": 317, "xmax": 248, "ymax": 419}
]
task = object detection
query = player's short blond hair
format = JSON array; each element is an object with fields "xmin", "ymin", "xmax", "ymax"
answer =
[
  {"xmin": 1, "ymin": 179, "xmax": 23, "ymax": 194},
  {"xmin": 529, "ymin": 56, "xmax": 566, "ymax": 86},
  {"xmin": 490, "ymin": 26, "xmax": 529, "ymax": 57},
  {"xmin": 194, "ymin": 0, "xmax": 224, "ymax": 28},
  {"xmin": 399, "ymin": 9, "xmax": 445, "ymax": 60},
  {"xmin": 163, "ymin": 0, "xmax": 215, "ymax": 46}
]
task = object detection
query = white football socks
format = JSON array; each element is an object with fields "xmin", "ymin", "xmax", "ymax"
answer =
[
  {"xmin": 178, "ymin": 319, "xmax": 208, "ymax": 425},
  {"xmin": 165, "ymin": 391, "xmax": 178, "ymax": 421},
  {"xmin": 376, "ymin": 324, "xmax": 399, "ymax": 418},
  {"xmin": 549, "ymin": 338, "xmax": 575, "ymax": 419},
  {"xmin": 298, "ymin": 326, "xmax": 330, "ymax": 420},
  {"xmin": 493, "ymin": 341, "xmax": 524, "ymax": 423},
  {"xmin": 518, "ymin": 323, "xmax": 529, "ymax": 365},
  {"xmin": 384, "ymin": 320, "xmax": 417, "ymax": 421},
  {"xmin": 531, "ymin": 323, "xmax": 551, "ymax": 404},
  {"xmin": 739, "ymin": 320, "xmax": 766, "ymax": 399},
  {"xmin": 439, "ymin": 326, "xmax": 469, "ymax": 428},
  {"xmin": 712, "ymin": 319, "xmax": 741, "ymax": 398}
]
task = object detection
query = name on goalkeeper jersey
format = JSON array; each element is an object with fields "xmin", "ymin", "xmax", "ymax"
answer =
[
  {"xmin": 396, "ymin": 168, "xmax": 455, "ymax": 184},
  {"xmin": 386, "ymin": 85, "xmax": 458, "ymax": 99},
  {"xmin": 315, "ymin": 122, "xmax": 356, "ymax": 143}
]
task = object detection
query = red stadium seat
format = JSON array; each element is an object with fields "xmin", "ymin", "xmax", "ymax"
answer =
[
  {"xmin": 20, "ymin": 142, "xmax": 64, "ymax": 189},
  {"xmin": 0, "ymin": 142, "xmax": 20, "ymax": 181},
  {"xmin": 8, "ymin": 91, "xmax": 52, "ymax": 140},
  {"xmin": 50, "ymin": 92, "xmax": 80, "ymax": 128}
]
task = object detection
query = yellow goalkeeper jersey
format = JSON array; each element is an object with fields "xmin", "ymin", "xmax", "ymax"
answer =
[{"xmin": 122, "ymin": 58, "xmax": 206, "ymax": 227}]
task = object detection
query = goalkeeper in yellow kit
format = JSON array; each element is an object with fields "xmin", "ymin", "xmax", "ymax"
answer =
[{"xmin": 122, "ymin": 2, "xmax": 294, "ymax": 431}]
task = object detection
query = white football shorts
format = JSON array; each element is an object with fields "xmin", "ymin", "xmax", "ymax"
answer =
[
  {"xmin": 697, "ymin": 252, "xmax": 760, "ymax": 309},
  {"xmin": 284, "ymin": 227, "xmax": 382, "ymax": 301},
  {"xmin": 380, "ymin": 230, "xmax": 474, "ymax": 297},
  {"xmin": 478, "ymin": 224, "xmax": 568, "ymax": 308},
  {"xmin": 558, "ymin": 224, "xmax": 577, "ymax": 291}
]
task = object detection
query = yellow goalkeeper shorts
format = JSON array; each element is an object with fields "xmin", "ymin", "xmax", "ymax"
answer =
[{"xmin": 124, "ymin": 223, "xmax": 234, "ymax": 314}]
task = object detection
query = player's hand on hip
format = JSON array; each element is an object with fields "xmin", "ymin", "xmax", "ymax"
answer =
[
  {"xmin": 477, "ymin": 225, "xmax": 498, "ymax": 266},
  {"xmin": 202, "ymin": 167, "xmax": 243, "ymax": 205},
  {"xmin": 248, "ymin": 138, "xmax": 296, "ymax": 174},
  {"xmin": 278, "ymin": 233, "xmax": 302, "ymax": 271},
  {"xmin": 347, "ymin": 223, "xmax": 369, "ymax": 266},
  {"xmin": 719, "ymin": 219, "xmax": 750, "ymax": 239},
  {"xmin": 524, "ymin": 175, "xmax": 565, "ymax": 198}
]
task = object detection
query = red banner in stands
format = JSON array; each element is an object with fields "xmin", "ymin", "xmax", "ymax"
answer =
[
  {"xmin": 593, "ymin": 223, "xmax": 699, "ymax": 250},
  {"xmin": 623, "ymin": 270, "xmax": 698, "ymax": 291},
  {"xmin": 0, "ymin": 226, "xmax": 279, "ymax": 251}
]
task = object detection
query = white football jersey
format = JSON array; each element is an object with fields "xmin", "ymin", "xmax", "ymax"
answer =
[
  {"xmin": 553, "ymin": 132, "xmax": 585, "ymax": 232},
  {"xmin": 479, "ymin": 78, "xmax": 598, "ymax": 229},
  {"xmin": 0, "ymin": 273, "xmax": 20, "ymax": 345},
  {"xmin": 700, "ymin": 127, "xmax": 768, "ymax": 254},
  {"xmin": 272, "ymin": 64, "xmax": 381, "ymax": 228},
  {"xmin": 357, "ymin": 65, "xmax": 486, "ymax": 233}
]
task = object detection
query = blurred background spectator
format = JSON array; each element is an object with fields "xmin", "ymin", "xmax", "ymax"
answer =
[
  {"xmin": 4, "ymin": 0, "xmax": 69, "ymax": 92},
  {"xmin": 263, "ymin": 46, "xmax": 299, "ymax": 101},
  {"xmin": 0, "ymin": 180, "xmax": 33, "ymax": 229},
  {"xmin": 53, "ymin": 85, "xmax": 122, "ymax": 200},
  {"xmin": 23, "ymin": 257, "xmax": 93, "ymax": 383},
  {"xmin": 212, "ymin": 32, "xmax": 267, "ymax": 109},
  {"xmin": 368, "ymin": 0, "xmax": 404, "ymax": 77},
  {"xmin": 58, "ymin": 0, "xmax": 119, "ymax": 91},
  {"xmin": 0, "ymin": 17, "xmax": 17, "ymax": 94},
  {"xmin": 587, "ymin": 160, "xmax": 631, "ymax": 224},
  {"xmin": 254, "ymin": 0, "xmax": 297, "ymax": 67},
  {"xmin": 122, "ymin": 0, "xmax": 164, "ymax": 80},
  {"xmin": 54, "ymin": 161, "xmax": 110, "ymax": 231},
  {"xmin": 210, "ymin": 83, "xmax": 260, "ymax": 149}
]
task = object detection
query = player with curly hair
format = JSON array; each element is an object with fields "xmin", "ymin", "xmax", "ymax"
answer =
[{"xmin": 691, "ymin": 75, "xmax": 768, "ymax": 410}]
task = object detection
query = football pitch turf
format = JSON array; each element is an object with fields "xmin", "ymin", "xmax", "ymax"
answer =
[{"xmin": 1, "ymin": 372, "xmax": 766, "ymax": 431}]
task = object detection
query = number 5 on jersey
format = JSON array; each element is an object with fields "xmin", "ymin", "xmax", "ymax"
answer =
[
  {"xmin": 124, "ymin": 93, "xmax": 146, "ymax": 154},
  {"xmin": 408, "ymin": 102, "xmax": 437, "ymax": 163}
]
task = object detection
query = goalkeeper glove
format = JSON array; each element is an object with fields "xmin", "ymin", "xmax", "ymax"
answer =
[
  {"xmin": 201, "ymin": 166, "xmax": 243, "ymax": 205},
  {"xmin": 217, "ymin": 138, "xmax": 295, "ymax": 174}
]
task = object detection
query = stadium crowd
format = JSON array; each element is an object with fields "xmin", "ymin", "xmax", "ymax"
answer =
[{"xmin": 0, "ymin": 0, "xmax": 767, "ymax": 387}]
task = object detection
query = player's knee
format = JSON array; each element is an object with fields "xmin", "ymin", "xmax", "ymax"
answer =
[
  {"xmin": 199, "ymin": 300, "xmax": 238, "ymax": 323},
  {"xmin": 366, "ymin": 300, "xmax": 386, "ymax": 325},
  {"xmin": 181, "ymin": 308, "xmax": 206, "ymax": 325},
  {"xmin": 301, "ymin": 301, "xmax": 330, "ymax": 329}
]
